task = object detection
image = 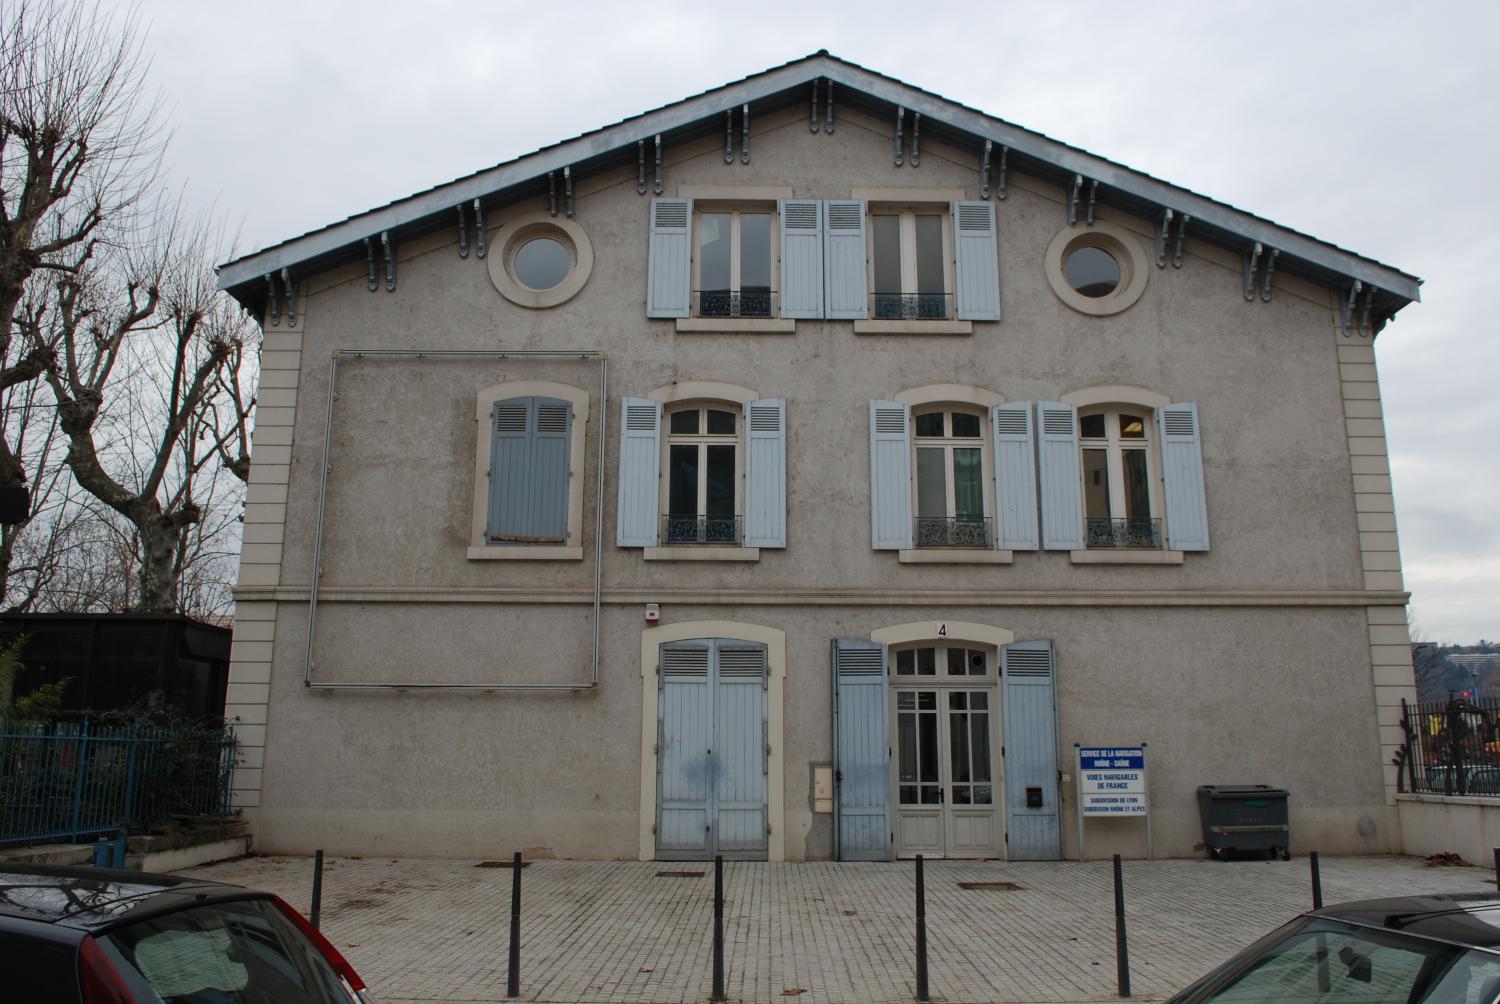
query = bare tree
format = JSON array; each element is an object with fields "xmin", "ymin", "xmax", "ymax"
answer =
[{"xmin": 0, "ymin": 0, "xmax": 164, "ymax": 600}]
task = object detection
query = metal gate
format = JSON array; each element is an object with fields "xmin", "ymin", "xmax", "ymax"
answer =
[
  {"xmin": 656, "ymin": 639, "xmax": 768, "ymax": 860},
  {"xmin": 832, "ymin": 639, "xmax": 892, "ymax": 861},
  {"xmin": 1001, "ymin": 639, "xmax": 1061, "ymax": 860}
]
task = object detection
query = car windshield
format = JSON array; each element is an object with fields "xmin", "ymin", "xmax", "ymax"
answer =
[
  {"xmin": 103, "ymin": 897, "xmax": 356, "ymax": 1003},
  {"xmin": 1180, "ymin": 917, "xmax": 1500, "ymax": 1003}
]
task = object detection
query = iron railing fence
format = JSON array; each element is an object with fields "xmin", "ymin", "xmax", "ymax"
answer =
[
  {"xmin": 0, "ymin": 719, "xmax": 236, "ymax": 846},
  {"xmin": 1086, "ymin": 518, "xmax": 1163, "ymax": 550},
  {"xmin": 872, "ymin": 292, "xmax": 951, "ymax": 320},
  {"xmin": 661, "ymin": 513, "xmax": 742, "ymax": 545},
  {"xmin": 1397, "ymin": 696, "xmax": 1500, "ymax": 796},
  {"xmin": 694, "ymin": 290, "xmax": 777, "ymax": 319},
  {"xmin": 914, "ymin": 516, "xmax": 993, "ymax": 548}
]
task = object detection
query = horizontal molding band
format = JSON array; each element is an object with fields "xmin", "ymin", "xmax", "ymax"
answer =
[{"xmin": 236, "ymin": 584, "xmax": 1410, "ymax": 609}]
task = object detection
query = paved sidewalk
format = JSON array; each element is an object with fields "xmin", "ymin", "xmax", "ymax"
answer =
[{"xmin": 182, "ymin": 855, "xmax": 1495, "ymax": 1003}]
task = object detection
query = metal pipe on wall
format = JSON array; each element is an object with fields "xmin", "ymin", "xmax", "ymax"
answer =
[{"xmin": 302, "ymin": 348, "xmax": 608, "ymax": 692}]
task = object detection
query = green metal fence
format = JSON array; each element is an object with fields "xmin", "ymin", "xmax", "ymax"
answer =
[{"xmin": 0, "ymin": 720, "xmax": 236, "ymax": 846}]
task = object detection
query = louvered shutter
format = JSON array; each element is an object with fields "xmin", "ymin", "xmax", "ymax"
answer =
[
  {"xmin": 831, "ymin": 639, "xmax": 891, "ymax": 861},
  {"xmin": 530, "ymin": 398, "xmax": 572, "ymax": 541},
  {"xmin": 487, "ymin": 398, "xmax": 533, "ymax": 542},
  {"xmin": 869, "ymin": 401, "xmax": 913, "ymax": 550},
  {"xmin": 657, "ymin": 642, "xmax": 712, "ymax": 858},
  {"xmin": 616, "ymin": 397, "xmax": 662, "ymax": 547},
  {"xmin": 1001, "ymin": 640, "xmax": 1061, "ymax": 860},
  {"xmin": 744, "ymin": 399, "xmax": 786, "ymax": 548},
  {"xmin": 1036, "ymin": 402, "xmax": 1084, "ymax": 550},
  {"xmin": 779, "ymin": 200, "xmax": 824, "ymax": 319},
  {"xmin": 824, "ymin": 199, "xmax": 868, "ymax": 319},
  {"xmin": 714, "ymin": 643, "xmax": 769, "ymax": 856},
  {"xmin": 992, "ymin": 402, "xmax": 1039, "ymax": 550},
  {"xmin": 647, "ymin": 198, "xmax": 692, "ymax": 318},
  {"xmin": 1157, "ymin": 402, "xmax": 1210, "ymax": 551},
  {"xmin": 953, "ymin": 201, "xmax": 1000, "ymax": 321}
]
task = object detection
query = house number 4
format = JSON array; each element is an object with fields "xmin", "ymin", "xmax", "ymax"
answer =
[{"xmin": 937, "ymin": 624, "xmax": 948, "ymax": 637}]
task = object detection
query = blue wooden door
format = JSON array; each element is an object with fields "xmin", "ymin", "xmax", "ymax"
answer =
[
  {"xmin": 1002, "ymin": 640, "xmax": 1061, "ymax": 860},
  {"xmin": 832, "ymin": 640, "xmax": 892, "ymax": 861},
  {"xmin": 656, "ymin": 640, "xmax": 768, "ymax": 860}
]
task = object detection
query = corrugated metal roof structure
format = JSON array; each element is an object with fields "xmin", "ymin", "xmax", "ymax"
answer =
[{"xmin": 218, "ymin": 51, "xmax": 1420, "ymax": 323}]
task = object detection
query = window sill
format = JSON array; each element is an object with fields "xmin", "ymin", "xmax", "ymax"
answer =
[
  {"xmin": 853, "ymin": 320, "xmax": 973, "ymax": 335},
  {"xmin": 1068, "ymin": 549, "xmax": 1184, "ymax": 565},
  {"xmin": 643, "ymin": 547, "xmax": 761, "ymax": 562},
  {"xmin": 675, "ymin": 318, "xmax": 796, "ymax": 334},
  {"xmin": 467, "ymin": 545, "xmax": 583, "ymax": 561},
  {"xmin": 898, "ymin": 549, "xmax": 1013, "ymax": 565}
]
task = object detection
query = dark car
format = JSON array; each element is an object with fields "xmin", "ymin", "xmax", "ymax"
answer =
[
  {"xmin": 0, "ymin": 862, "xmax": 377, "ymax": 1002},
  {"xmin": 1169, "ymin": 891, "xmax": 1500, "ymax": 1002}
]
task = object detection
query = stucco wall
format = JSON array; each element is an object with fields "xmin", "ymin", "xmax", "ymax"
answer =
[{"xmin": 229, "ymin": 103, "xmax": 1411, "ymax": 859}]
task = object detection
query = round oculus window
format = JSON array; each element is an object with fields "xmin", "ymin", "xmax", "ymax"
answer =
[
  {"xmin": 512, "ymin": 236, "xmax": 572, "ymax": 291},
  {"xmin": 1064, "ymin": 246, "xmax": 1121, "ymax": 298}
]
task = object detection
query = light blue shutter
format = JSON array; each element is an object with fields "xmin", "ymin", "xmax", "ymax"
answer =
[
  {"xmin": 1037, "ymin": 402, "xmax": 1084, "ymax": 550},
  {"xmin": 869, "ymin": 401, "xmax": 913, "ymax": 550},
  {"xmin": 1002, "ymin": 640, "xmax": 1062, "ymax": 861},
  {"xmin": 953, "ymin": 201, "xmax": 1000, "ymax": 321},
  {"xmin": 824, "ymin": 199, "xmax": 868, "ymax": 319},
  {"xmin": 647, "ymin": 198, "xmax": 692, "ymax": 318},
  {"xmin": 616, "ymin": 397, "xmax": 661, "ymax": 547},
  {"xmin": 530, "ymin": 398, "xmax": 571, "ymax": 541},
  {"xmin": 1158, "ymin": 402, "xmax": 1210, "ymax": 551},
  {"xmin": 832, "ymin": 639, "xmax": 891, "ymax": 861},
  {"xmin": 779, "ymin": 200, "xmax": 823, "ymax": 319},
  {"xmin": 992, "ymin": 402, "xmax": 1038, "ymax": 550},
  {"xmin": 744, "ymin": 399, "xmax": 786, "ymax": 548},
  {"xmin": 715, "ymin": 644, "xmax": 769, "ymax": 857},
  {"xmin": 487, "ymin": 398, "xmax": 532, "ymax": 541},
  {"xmin": 657, "ymin": 643, "xmax": 712, "ymax": 859}
]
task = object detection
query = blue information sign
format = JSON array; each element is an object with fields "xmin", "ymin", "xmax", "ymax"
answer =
[{"xmin": 1078, "ymin": 747, "xmax": 1145, "ymax": 770}]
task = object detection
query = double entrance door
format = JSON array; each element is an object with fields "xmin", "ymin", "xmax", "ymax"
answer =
[
  {"xmin": 655, "ymin": 639, "xmax": 769, "ymax": 860},
  {"xmin": 893, "ymin": 685, "xmax": 998, "ymax": 857}
]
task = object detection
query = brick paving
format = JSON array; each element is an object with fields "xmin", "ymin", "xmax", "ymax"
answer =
[{"xmin": 181, "ymin": 854, "xmax": 1496, "ymax": 1003}]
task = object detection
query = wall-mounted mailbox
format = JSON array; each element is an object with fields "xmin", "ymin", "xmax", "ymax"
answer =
[
  {"xmin": 1026, "ymin": 786, "xmax": 1044, "ymax": 808},
  {"xmin": 813, "ymin": 764, "xmax": 833, "ymax": 813}
]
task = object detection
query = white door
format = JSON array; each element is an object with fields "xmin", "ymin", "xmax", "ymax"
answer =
[{"xmin": 890, "ymin": 643, "xmax": 1000, "ymax": 858}]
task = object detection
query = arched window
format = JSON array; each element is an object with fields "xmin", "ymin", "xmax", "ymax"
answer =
[
  {"xmin": 664, "ymin": 402, "xmax": 742, "ymax": 543},
  {"xmin": 1078, "ymin": 407, "xmax": 1161, "ymax": 549},
  {"xmin": 912, "ymin": 406, "xmax": 991, "ymax": 547}
]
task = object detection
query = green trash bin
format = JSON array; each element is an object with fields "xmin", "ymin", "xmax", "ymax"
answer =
[{"xmin": 1197, "ymin": 784, "xmax": 1290, "ymax": 860}]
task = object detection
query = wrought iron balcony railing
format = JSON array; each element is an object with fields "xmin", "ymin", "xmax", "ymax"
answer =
[
  {"xmin": 694, "ymin": 289, "xmax": 775, "ymax": 319},
  {"xmin": 1086, "ymin": 518, "xmax": 1163, "ymax": 550},
  {"xmin": 872, "ymin": 292, "xmax": 952, "ymax": 320},
  {"xmin": 914, "ymin": 516, "xmax": 993, "ymax": 548},
  {"xmin": 662, "ymin": 513, "xmax": 742, "ymax": 545}
]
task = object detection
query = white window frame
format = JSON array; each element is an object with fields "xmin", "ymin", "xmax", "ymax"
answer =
[
  {"xmin": 662, "ymin": 401, "xmax": 744, "ymax": 543},
  {"xmin": 1077, "ymin": 405, "xmax": 1165, "ymax": 550},
  {"xmin": 867, "ymin": 203, "xmax": 955, "ymax": 320},
  {"xmin": 911, "ymin": 406, "xmax": 994, "ymax": 547},
  {"xmin": 468, "ymin": 380, "xmax": 589, "ymax": 561},
  {"xmin": 692, "ymin": 202, "xmax": 779, "ymax": 319}
]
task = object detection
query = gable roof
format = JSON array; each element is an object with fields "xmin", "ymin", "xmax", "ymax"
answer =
[{"xmin": 217, "ymin": 52, "xmax": 1421, "ymax": 320}]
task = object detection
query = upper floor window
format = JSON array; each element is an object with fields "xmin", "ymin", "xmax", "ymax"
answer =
[
  {"xmin": 871, "ymin": 207, "xmax": 951, "ymax": 320},
  {"xmin": 469, "ymin": 381, "xmax": 590, "ymax": 561},
  {"xmin": 665, "ymin": 404, "xmax": 741, "ymax": 543},
  {"xmin": 912, "ymin": 408, "xmax": 991, "ymax": 547},
  {"xmin": 1079, "ymin": 408, "xmax": 1161, "ymax": 549},
  {"xmin": 696, "ymin": 208, "xmax": 773, "ymax": 318}
]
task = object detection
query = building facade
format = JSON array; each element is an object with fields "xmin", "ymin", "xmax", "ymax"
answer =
[{"xmin": 218, "ymin": 54, "xmax": 1421, "ymax": 861}]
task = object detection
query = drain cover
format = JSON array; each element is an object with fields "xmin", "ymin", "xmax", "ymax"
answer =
[
  {"xmin": 957, "ymin": 881, "xmax": 1023, "ymax": 891},
  {"xmin": 656, "ymin": 870, "xmax": 705, "ymax": 878},
  {"xmin": 475, "ymin": 860, "xmax": 531, "ymax": 868}
]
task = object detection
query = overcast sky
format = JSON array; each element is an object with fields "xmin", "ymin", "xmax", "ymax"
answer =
[{"xmin": 111, "ymin": 0, "xmax": 1497, "ymax": 642}]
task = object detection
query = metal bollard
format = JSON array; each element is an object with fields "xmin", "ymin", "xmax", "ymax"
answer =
[
  {"xmin": 712, "ymin": 855, "xmax": 725, "ymax": 1002},
  {"xmin": 1113, "ymin": 854, "xmax": 1131, "ymax": 998},
  {"xmin": 112, "ymin": 829, "xmax": 127, "ymax": 869},
  {"xmin": 507, "ymin": 851, "xmax": 522, "ymax": 999},
  {"xmin": 1310, "ymin": 851, "xmax": 1323, "ymax": 909},
  {"xmin": 310, "ymin": 850, "xmax": 324, "ymax": 931},
  {"xmin": 93, "ymin": 838, "xmax": 109, "ymax": 868},
  {"xmin": 915, "ymin": 854, "xmax": 929, "ymax": 1002}
]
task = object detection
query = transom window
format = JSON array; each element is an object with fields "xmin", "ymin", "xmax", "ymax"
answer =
[
  {"xmin": 913, "ymin": 408, "xmax": 991, "ymax": 548},
  {"xmin": 871, "ymin": 206, "xmax": 951, "ymax": 319},
  {"xmin": 893, "ymin": 645, "xmax": 990, "ymax": 677},
  {"xmin": 1080, "ymin": 408, "xmax": 1161, "ymax": 549},
  {"xmin": 696, "ymin": 207, "xmax": 773, "ymax": 318},
  {"xmin": 665, "ymin": 404, "xmax": 740, "ymax": 543}
]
